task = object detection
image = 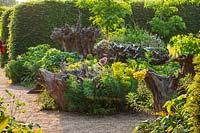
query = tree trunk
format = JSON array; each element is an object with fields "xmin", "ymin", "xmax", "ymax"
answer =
[
  {"xmin": 144, "ymin": 69, "xmax": 178, "ymax": 111},
  {"xmin": 144, "ymin": 54, "xmax": 195, "ymax": 112},
  {"xmin": 38, "ymin": 69, "xmax": 67, "ymax": 110},
  {"xmin": 173, "ymin": 54, "xmax": 195, "ymax": 77}
]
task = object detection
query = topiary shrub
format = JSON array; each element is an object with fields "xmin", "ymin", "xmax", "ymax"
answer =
[
  {"xmin": 0, "ymin": 8, "xmax": 13, "ymax": 67},
  {"xmin": 8, "ymin": 1, "xmax": 90, "ymax": 59}
]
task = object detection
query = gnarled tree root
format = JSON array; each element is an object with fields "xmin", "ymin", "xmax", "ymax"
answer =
[{"xmin": 38, "ymin": 69, "xmax": 67, "ymax": 110}]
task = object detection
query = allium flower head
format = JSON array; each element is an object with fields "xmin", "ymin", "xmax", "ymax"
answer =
[{"xmin": 99, "ymin": 57, "xmax": 107, "ymax": 66}]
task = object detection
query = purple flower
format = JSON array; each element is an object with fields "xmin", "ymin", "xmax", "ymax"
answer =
[{"xmin": 99, "ymin": 57, "xmax": 107, "ymax": 66}]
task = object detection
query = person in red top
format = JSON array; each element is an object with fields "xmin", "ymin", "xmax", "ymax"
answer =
[{"xmin": 0, "ymin": 40, "xmax": 5, "ymax": 54}]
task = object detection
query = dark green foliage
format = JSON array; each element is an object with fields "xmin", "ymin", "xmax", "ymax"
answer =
[
  {"xmin": 94, "ymin": 41, "xmax": 168, "ymax": 65},
  {"xmin": 127, "ymin": 1, "xmax": 154, "ymax": 29},
  {"xmin": 8, "ymin": 1, "xmax": 90, "ymax": 59},
  {"xmin": 5, "ymin": 59, "xmax": 27, "ymax": 84},
  {"xmin": 0, "ymin": 8, "xmax": 12, "ymax": 67},
  {"xmin": 130, "ymin": 2, "xmax": 200, "ymax": 36},
  {"xmin": 5, "ymin": 44, "xmax": 80, "ymax": 86},
  {"xmin": 177, "ymin": 3, "xmax": 200, "ymax": 35}
]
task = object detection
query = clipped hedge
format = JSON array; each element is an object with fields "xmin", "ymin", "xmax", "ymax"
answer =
[
  {"xmin": 127, "ymin": 2, "xmax": 154, "ymax": 29},
  {"xmin": 177, "ymin": 3, "xmax": 200, "ymax": 34},
  {"xmin": 1, "ymin": 8, "xmax": 12, "ymax": 43},
  {"xmin": 130, "ymin": 1, "xmax": 200, "ymax": 35},
  {"xmin": 0, "ymin": 8, "xmax": 13, "ymax": 67},
  {"xmin": 0, "ymin": 6, "xmax": 6, "ymax": 16},
  {"xmin": 8, "ymin": 1, "xmax": 90, "ymax": 59}
]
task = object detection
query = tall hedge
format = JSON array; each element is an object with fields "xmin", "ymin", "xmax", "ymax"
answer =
[
  {"xmin": 8, "ymin": 1, "xmax": 90, "ymax": 59},
  {"xmin": 0, "ymin": 8, "xmax": 13, "ymax": 67},
  {"xmin": 130, "ymin": 1, "xmax": 200, "ymax": 35},
  {"xmin": 1, "ymin": 8, "xmax": 12, "ymax": 43},
  {"xmin": 0, "ymin": 6, "xmax": 6, "ymax": 16},
  {"xmin": 177, "ymin": 3, "xmax": 200, "ymax": 34},
  {"xmin": 127, "ymin": 2, "xmax": 154, "ymax": 29}
]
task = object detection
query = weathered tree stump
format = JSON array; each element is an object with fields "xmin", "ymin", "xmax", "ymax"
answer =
[
  {"xmin": 50, "ymin": 24, "xmax": 102, "ymax": 56},
  {"xmin": 144, "ymin": 54, "xmax": 195, "ymax": 112},
  {"xmin": 38, "ymin": 68, "xmax": 67, "ymax": 110},
  {"xmin": 36, "ymin": 61, "xmax": 102, "ymax": 110},
  {"xmin": 144, "ymin": 69, "xmax": 178, "ymax": 111}
]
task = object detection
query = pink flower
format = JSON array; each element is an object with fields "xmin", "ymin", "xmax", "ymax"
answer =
[{"xmin": 99, "ymin": 57, "xmax": 107, "ymax": 66}]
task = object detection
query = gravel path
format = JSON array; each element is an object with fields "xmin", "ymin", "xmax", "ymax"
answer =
[{"xmin": 0, "ymin": 68, "xmax": 152, "ymax": 133}]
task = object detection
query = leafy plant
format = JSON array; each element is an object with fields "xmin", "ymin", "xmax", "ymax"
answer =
[
  {"xmin": 5, "ymin": 59, "xmax": 27, "ymax": 84},
  {"xmin": 167, "ymin": 33, "xmax": 200, "ymax": 58},
  {"xmin": 77, "ymin": 0, "xmax": 131, "ymax": 38},
  {"xmin": 38, "ymin": 90, "xmax": 57, "ymax": 110},
  {"xmin": 126, "ymin": 82, "xmax": 153, "ymax": 113},
  {"xmin": 94, "ymin": 41, "xmax": 169, "ymax": 64},
  {"xmin": 5, "ymin": 44, "xmax": 80, "ymax": 86},
  {"xmin": 0, "ymin": 90, "xmax": 42, "ymax": 132},
  {"xmin": 110, "ymin": 26, "xmax": 164, "ymax": 47},
  {"xmin": 133, "ymin": 55, "xmax": 200, "ymax": 133},
  {"xmin": 145, "ymin": 0, "xmax": 186, "ymax": 39},
  {"xmin": 64, "ymin": 59, "xmax": 140, "ymax": 114}
]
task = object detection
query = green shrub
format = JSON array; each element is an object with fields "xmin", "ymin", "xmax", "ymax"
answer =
[
  {"xmin": 8, "ymin": 1, "xmax": 90, "ymax": 59},
  {"xmin": 5, "ymin": 59, "xmax": 27, "ymax": 84},
  {"xmin": 0, "ymin": 8, "xmax": 12, "ymax": 67},
  {"xmin": 110, "ymin": 26, "xmax": 164, "ymax": 46},
  {"xmin": 5, "ymin": 44, "xmax": 80, "ymax": 86},
  {"xmin": 129, "ymin": 1, "xmax": 200, "ymax": 37},
  {"xmin": 65, "ymin": 60, "xmax": 139, "ymax": 114},
  {"xmin": 38, "ymin": 90, "xmax": 57, "ymax": 110},
  {"xmin": 167, "ymin": 33, "xmax": 200, "ymax": 58},
  {"xmin": 40, "ymin": 48, "xmax": 80, "ymax": 72},
  {"xmin": 126, "ymin": 82, "xmax": 153, "ymax": 113}
]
